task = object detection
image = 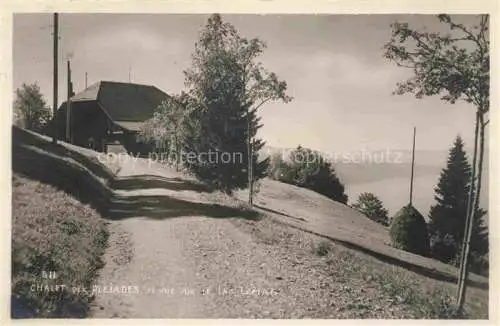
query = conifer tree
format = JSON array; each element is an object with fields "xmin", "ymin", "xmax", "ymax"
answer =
[
  {"xmin": 182, "ymin": 14, "xmax": 291, "ymax": 194},
  {"xmin": 428, "ymin": 136, "xmax": 488, "ymax": 268},
  {"xmin": 352, "ymin": 192, "xmax": 389, "ymax": 226}
]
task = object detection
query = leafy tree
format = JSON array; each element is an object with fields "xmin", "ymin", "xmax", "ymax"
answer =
[
  {"xmin": 267, "ymin": 152, "xmax": 286, "ymax": 180},
  {"xmin": 272, "ymin": 146, "xmax": 348, "ymax": 204},
  {"xmin": 183, "ymin": 13, "xmax": 291, "ymax": 195},
  {"xmin": 139, "ymin": 93, "xmax": 192, "ymax": 171},
  {"xmin": 352, "ymin": 192, "xmax": 389, "ymax": 226},
  {"xmin": 267, "ymin": 152, "xmax": 297, "ymax": 184},
  {"xmin": 428, "ymin": 136, "xmax": 488, "ymax": 268},
  {"xmin": 14, "ymin": 83, "xmax": 51, "ymax": 132},
  {"xmin": 383, "ymin": 14, "xmax": 489, "ymax": 307},
  {"xmin": 390, "ymin": 204, "xmax": 430, "ymax": 256}
]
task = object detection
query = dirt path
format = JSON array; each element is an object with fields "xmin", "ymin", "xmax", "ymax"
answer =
[{"xmin": 91, "ymin": 158, "xmax": 295, "ymax": 318}]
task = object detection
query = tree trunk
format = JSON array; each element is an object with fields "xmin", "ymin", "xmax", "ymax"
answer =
[
  {"xmin": 472, "ymin": 114, "xmax": 486, "ymax": 224},
  {"xmin": 175, "ymin": 136, "xmax": 180, "ymax": 172},
  {"xmin": 247, "ymin": 109, "xmax": 253, "ymax": 206},
  {"xmin": 456, "ymin": 110, "xmax": 482, "ymax": 312}
]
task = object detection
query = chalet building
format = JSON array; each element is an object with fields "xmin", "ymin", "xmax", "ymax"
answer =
[{"xmin": 56, "ymin": 81, "xmax": 170, "ymax": 154}]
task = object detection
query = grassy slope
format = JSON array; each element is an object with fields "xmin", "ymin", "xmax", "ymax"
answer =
[
  {"xmin": 11, "ymin": 175, "xmax": 108, "ymax": 318},
  {"xmin": 232, "ymin": 217, "xmax": 487, "ymax": 318},
  {"xmin": 234, "ymin": 180, "xmax": 488, "ymax": 317},
  {"xmin": 11, "ymin": 126, "xmax": 120, "ymax": 318},
  {"xmin": 235, "ymin": 178, "xmax": 488, "ymax": 289},
  {"xmin": 12, "ymin": 126, "xmax": 121, "ymax": 213}
]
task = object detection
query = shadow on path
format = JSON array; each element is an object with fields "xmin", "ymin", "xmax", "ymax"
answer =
[
  {"xmin": 111, "ymin": 174, "xmax": 213, "ymax": 193},
  {"xmin": 107, "ymin": 194, "xmax": 260, "ymax": 220}
]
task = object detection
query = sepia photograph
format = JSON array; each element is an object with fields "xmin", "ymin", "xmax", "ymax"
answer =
[{"xmin": 10, "ymin": 11, "xmax": 491, "ymax": 319}]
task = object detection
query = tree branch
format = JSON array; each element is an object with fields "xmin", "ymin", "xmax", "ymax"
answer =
[
  {"xmin": 395, "ymin": 62, "xmax": 417, "ymax": 69},
  {"xmin": 446, "ymin": 18, "xmax": 478, "ymax": 43},
  {"xmin": 253, "ymin": 97, "xmax": 272, "ymax": 112},
  {"xmin": 386, "ymin": 15, "xmax": 488, "ymax": 110}
]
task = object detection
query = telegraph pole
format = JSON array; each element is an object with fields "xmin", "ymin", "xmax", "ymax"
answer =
[
  {"xmin": 85, "ymin": 72, "xmax": 88, "ymax": 89},
  {"xmin": 409, "ymin": 127, "xmax": 416, "ymax": 206},
  {"xmin": 66, "ymin": 60, "xmax": 72, "ymax": 142},
  {"xmin": 52, "ymin": 13, "xmax": 59, "ymax": 144},
  {"xmin": 247, "ymin": 110, "xmax": 253, "ymax": 206}
]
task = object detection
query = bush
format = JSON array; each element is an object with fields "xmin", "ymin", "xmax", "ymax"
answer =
[
  {"xmin": 312, "ymin": 240, "xmax": 332, "ymax": 256},
  {"xmin": 275, "ymin": 163, "xmax": 297, "ymax": 184},
  {"xmin": 268, "ymin": 146, "xmax": 348, "ymax": 204},
  {"xmin": 390, "ymin": 204, "xmax": 430, "ymax": 256},
  {"xmin": 352, "ymin": 192, "xmax": 389, "ymax": 226},
  {"xmin": 267, "ymin": 152, "xmax": 292, "ymax": 182},
  {"xmin": 469, "ymin": 252, "xmax": 489, "ymax": 276},
  {"xmin": 429, "ymin": 232, "xmax": 459, "ymax": 264}
]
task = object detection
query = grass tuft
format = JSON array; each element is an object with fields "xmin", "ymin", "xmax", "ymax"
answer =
[{"xmin": 312, "ymin": 240, "xmax": 332, "ymax": 256}]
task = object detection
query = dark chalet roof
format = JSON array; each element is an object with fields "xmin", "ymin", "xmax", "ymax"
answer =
[{"xmin": 62, "ymin": 81, "xmax": 170, "ymax": 131}]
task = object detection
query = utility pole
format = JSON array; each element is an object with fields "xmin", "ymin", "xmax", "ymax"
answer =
[
  {"xmin": 247, "ymin": 108, "xmax": 253, "ymax": 206},
  {"xmin": 85, "ymin": 72, "xmax": 88, "ymax": 89},
  {"xmin": 65, "ymin": 60, "xmax": 73, "ymax": 143},
  {"xmin": 409, "ymin": 126, "xmax": 416, "ymax": 206},
  {"xmin": 52, "ymin": 13, "xmax": 58, "ymax": 144}
]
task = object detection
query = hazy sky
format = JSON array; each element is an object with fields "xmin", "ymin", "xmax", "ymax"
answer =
[{"xmin": 13, "ymin": 13, "xmax": 487, "ymax": 154}]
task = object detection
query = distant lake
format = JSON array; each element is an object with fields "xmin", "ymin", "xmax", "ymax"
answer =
[
  {"xmin": 341, "ymin": 164, "xmax": 489, "ymax": 224},
  {"xmin": 345, "ymin": 174, "xmax": 440, "ymax": 218}
]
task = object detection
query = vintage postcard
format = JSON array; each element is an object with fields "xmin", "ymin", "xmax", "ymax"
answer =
[{"xmin": 3, "ymin": 0, "xmax": 497, "ymax": 322}]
